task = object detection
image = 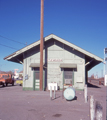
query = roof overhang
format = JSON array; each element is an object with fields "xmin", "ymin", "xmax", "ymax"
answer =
[{"xmin": 4, "ymin": 34, "xmax": 103, "ymax": 70}]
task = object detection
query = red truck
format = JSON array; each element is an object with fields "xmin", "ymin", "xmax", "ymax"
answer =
[{"xmin": 0, "ymin": 74, "xmax": 14, "ymax": 87}]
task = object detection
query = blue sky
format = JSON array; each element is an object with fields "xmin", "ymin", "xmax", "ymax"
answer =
[{"xmin": 0, "ymin": 0, "xmax": 107, "ymax": 77}]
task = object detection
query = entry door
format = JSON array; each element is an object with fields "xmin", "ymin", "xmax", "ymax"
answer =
[
  {"xmin": 34, "ymin": 71, "xmax": 40, "ymax": 90},
  {"xmin": 64, "ymin": 70, "xmax": 73, "ymax": 85}
]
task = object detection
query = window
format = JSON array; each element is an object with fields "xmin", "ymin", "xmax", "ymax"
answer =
[{"xmin": 64, "ymin": 68, "xmax": 73, "ymax": 85}]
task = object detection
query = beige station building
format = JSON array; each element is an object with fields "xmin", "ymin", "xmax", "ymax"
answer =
[{"xmin": 4, "ymin": 34, "xmax": 103, "ymax": 91}]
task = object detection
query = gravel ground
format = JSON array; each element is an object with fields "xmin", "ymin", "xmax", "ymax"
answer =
[{"xmin": 0, "ymin": 83, "xmax": 106, "ymax": 120}]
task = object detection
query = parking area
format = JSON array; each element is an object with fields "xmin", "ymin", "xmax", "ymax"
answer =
[{"xmin": 0, "ymin": 84, "xmax": 106, "ymax": 120}]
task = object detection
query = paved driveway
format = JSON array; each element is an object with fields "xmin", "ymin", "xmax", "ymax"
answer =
[{"xmin": 0, "ymin": 84, "xmax": 106, "ymax": 120}]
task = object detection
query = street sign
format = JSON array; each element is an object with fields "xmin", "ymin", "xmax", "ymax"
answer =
[{"xmin": 105, "ymin": 48, "xmax": 107, "ymax": 54}]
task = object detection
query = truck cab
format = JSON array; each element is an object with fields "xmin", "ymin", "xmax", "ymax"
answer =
[{"xmin": 0, "ymin": 74, "xmax": 14, "ymax": 87}]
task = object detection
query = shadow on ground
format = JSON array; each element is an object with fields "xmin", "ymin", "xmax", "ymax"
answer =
[
  {"xmin": 0, "ymin": 85, "xmax": 17, "ymax": 88},
  {"xmin": 87, "ymin": 82, "xmax": 100, "ymax": 88}
]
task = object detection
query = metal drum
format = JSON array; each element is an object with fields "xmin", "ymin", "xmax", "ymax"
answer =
[{"xmin": 63, "ymin": 87, "xmax": 75, "ymax": 100}]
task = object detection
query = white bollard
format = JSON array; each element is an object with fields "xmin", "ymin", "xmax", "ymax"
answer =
[
  {"xmin": 54, "ymin": 86, "xmax": 56, "ymax": 99},
  {"xmin": 95, "ymin": 101, "xmax": 103, "ymax": 120},
  {"xmin": 90, "ymin": 95, "xmax": 95, "ymax": 120},
  {"xmin": 50, "ymin": 86, "xmax": 52, "ymax": 100},
  {"xmin": 84, "ymin": 84, "xmax": 87, "ymax": 103}
]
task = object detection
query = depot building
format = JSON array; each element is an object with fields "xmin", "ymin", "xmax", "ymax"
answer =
[{"xmin": 4, "ymin": 34, "xmax": 103, "ymax": 91}]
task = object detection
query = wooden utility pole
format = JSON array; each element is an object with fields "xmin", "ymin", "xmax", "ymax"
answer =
[{"xmin": 40, "ymin": 0, "xmax": 44, "ymax": 91}]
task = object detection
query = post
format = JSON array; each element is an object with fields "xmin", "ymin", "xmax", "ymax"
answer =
[
  {"xmin": 54, "ymin": 86, "xmax": 56, "ymax": 99},
  {"xmin": 40, "ymin": 0, "xmax": 44, "ymax": 91},
  {"xmin": 95, "ymin": 101, "xmax": 103, "ymax": 120},
  {"xmin": 90, "ymin": 95, "xmax": 95, "ymax": 120},
  {"xmin": 84, "ymin": 84, "xmax": 87, "ymax": 103},
  {"xmin": 105, "ymin": 75, "xmax": 107, "ymax": 86},
  {"xmin": 50, "ymin": 86, "xmax": 52, "ymax": 100},
  {"xmin": 106, "ymin": 86, "xmax": 107, "ymax": 120}
]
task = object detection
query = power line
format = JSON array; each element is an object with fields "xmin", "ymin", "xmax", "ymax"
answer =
[
  {"xmin": 0, "ymin": 43, "xmax": 18, "ymax": 50},
  {"xmin": 0, "ymin": 35, "xmax": 26, "ymax": 45}
]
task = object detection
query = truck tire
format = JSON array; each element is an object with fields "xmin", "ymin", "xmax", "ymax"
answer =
[
  {"xmin": 6, "ymin": 83, "xmax": 8, "ymax": 86},
  {"xmin": 20, "ymin": 83, "xmax": 22, "ymax": 86},
  {"xmin": 12, "ymin": 82, "xmax": 14, "ymax": 86},
  {"xmin": 2, "ymin": 83, "xmax": 5, "ymax": 87}
]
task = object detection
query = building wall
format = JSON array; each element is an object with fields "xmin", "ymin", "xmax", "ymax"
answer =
[
  {"xmin": 23, "ymin": 39, "xmax": 85, "ymax": 90},
  {"xmin": 46, "ymin": 40, "xmax": 85, "ymax": 90},
  {"xmin": 23, "ymin": 45, "xmax": 41, "ymax": 90}
]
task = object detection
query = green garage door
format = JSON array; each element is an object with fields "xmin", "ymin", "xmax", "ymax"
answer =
[
  {"xmin": 33, "ymin": 71, "xmax": 40, "ymax": 90},
  {"xmin": 33, "ymin": 71, "xmax": 45, "ymax": 91}
]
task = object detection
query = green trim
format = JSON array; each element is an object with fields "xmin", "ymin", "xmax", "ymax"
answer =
[
  {"xmin": 75, "ymin": 89, "xmax": 84, "ymax": 91},
  {"xmin": 33, "ymin": 71, "xmax": 40, "ymax": 91},
  {"xmin": 23, "ymin": 87, "xmax": 33, "ymax": 91},
  {"xmin": 60, "ymin": 88, "xmax": 83, "ymax": 91},
  {"xmin": 34, "ymin": 89, "xmax": 40, "ymax": 91},
  {"xmin": 33, "ymin": 71, "xmax": 35, "ymax": 90},
  {"xmin": 34, "ymin": 87, "xmax": 40, "ymax": 91},
  {"xmin": 43, "ymin": 70, "xmax": 45, "ymax": 91},
  {"xmin": 33, "ymin": 70, "xmax": 45, "ymax": 91},
  {"xmin": 60, "ymin": 88, "xmax": 63, "ymax": 90},
  {"xmin": 23, "ymin": 87, "xmax": 83, "ymax": 91},
  {"xmin": 62, "ymin": 69, "xmax": 64, "ymax": 90},
  {"xmin": 63, "ymin": 69, "xmax": 74, "ymax": 85},
  {"xmin": 72, "ymin": 71, "xmax": 74, "ymax": 85},
  {"xmin": 63, "ymin": 69, "xmax": 64, "ymax": 85}
]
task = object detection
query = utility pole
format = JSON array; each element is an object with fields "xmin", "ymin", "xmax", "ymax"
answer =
[
  {"xmin": 104, "ymin": 48, "xmax": 107, "ymax": 120},
  {"xmin": 40, "ymin": 0, "xmax": 44, "ymax": 91},
  {"xmin": 104, "ymin": 48, "xmax": 107, "ymax": 86}
]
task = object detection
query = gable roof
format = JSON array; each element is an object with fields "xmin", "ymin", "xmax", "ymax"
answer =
[{"xmin": 4, "ymin": 34, "xmax": 103, "ymax": 70}]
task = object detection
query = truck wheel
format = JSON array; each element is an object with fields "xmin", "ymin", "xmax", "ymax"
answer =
[
  {"xmin": 2, "ymin": 83, "xmax": 5, "ymax": 87},
  {"xmin": 12, "ymin": 82, "xmax": 14, "ymax": 86}
]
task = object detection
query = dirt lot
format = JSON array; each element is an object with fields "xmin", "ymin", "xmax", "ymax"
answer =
[{"xmin": 0, "ymin": 83, "xmax": 106, "ymax": 120}]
